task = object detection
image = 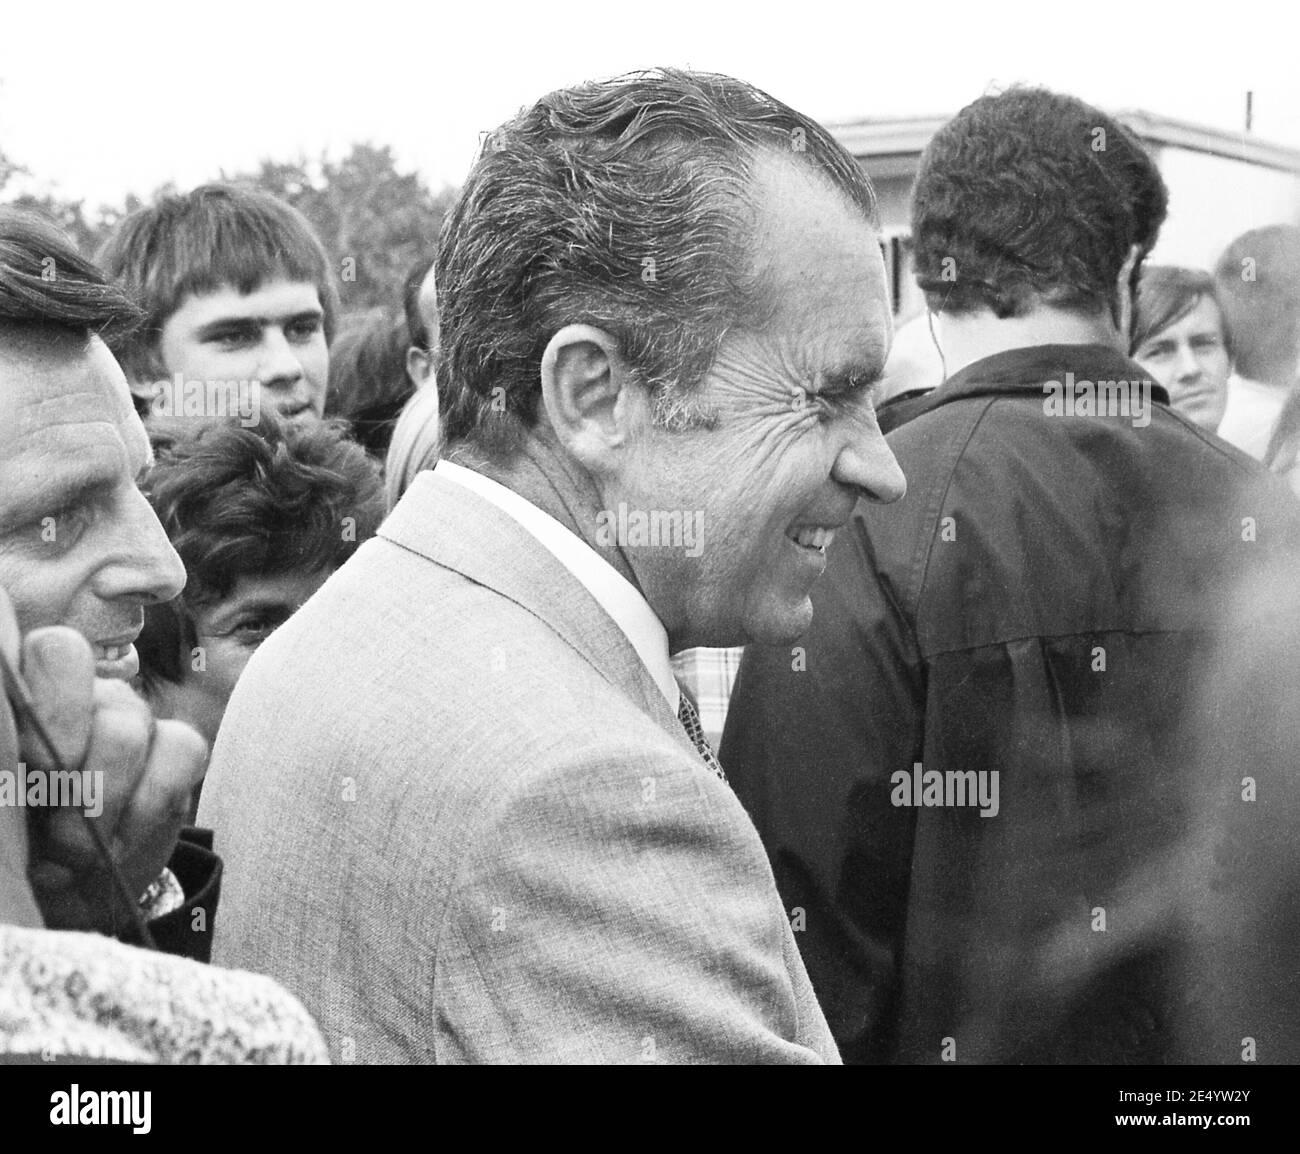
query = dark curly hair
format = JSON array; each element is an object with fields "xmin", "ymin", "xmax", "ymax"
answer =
[
  {"xmin": 435, "ymin": 66, "xmax": 878, "ymax": 460},
  {"xmin": 136, "ymin": 412, "xmax": 384, "ymax": 689},
  {"xmin": 325, "ymin": 307, "xmax": 414, "ymax": 458},
  {"xmin": 912, "ymin": 87, "xmax": 1168, "ymax": 319}
]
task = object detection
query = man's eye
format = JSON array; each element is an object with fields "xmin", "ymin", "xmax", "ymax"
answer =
[
  {"xmin": 288, "ymin": 319, "xmax": 322, "ymax": 341},
  {"xmin": 826, "ymin": 376, "xmax": 875, "ymax": 408},
  {"xmin": 231, "ymin": 616, "xmax": 280, "ymax": 644},
  {"xmin": 32, "ymin": 505, "xmax": 90, "ymax": 552},
  {"xmin": 1141, "ymin": 345, "xmax": 1173, "ymax": 359},
  {"xmin": 211, "ymin": 330, "xmax": 256, "ymax": 350}
]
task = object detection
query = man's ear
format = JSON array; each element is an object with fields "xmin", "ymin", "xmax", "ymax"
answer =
[
  {"xmin": 1114, "ymin": 243, "xmax": 1142, "ymax": 345},
  {"xmin": 406, "ymin": 345, "xmax": 433, "ymax": 389},
  {"xmin": 539, "ymin": 324, "xmax": 642, "ymax": 472}
]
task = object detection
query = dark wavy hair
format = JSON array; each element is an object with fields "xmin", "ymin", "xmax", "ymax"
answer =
[
  {"xmin": 96, "ymin": 183, "xmax": 339, "ymax": 385},
  {"xmin": 135, "ymin": 412, "xmax": 384, "ymax": 689},
  {"xmin": 435, "ymin": 66, "xmax": 879, "ymax": 460},
  {"xmin": 1214, "ymin": 225, "xmax": 1300, "ymax": 385},
  {"xmin": 912, "ymin": 87, "xmax": 1168, "ymax": 319},
  {"xmin": 0, "ymin": 207, "xmax": 141, "ymax": 341},
  {"xmin": 325, "ymin": 307, "xmax": 414, "ymax": 458},
  {"xmin": 1130, "ymin": 265, "xmax": 1234, "ymax": 362}
]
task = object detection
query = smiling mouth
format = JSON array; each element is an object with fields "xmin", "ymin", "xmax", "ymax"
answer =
[
  {"xmin": 92, "ymin": 636, "xmax": 141, "ymax": 680},
  {"xmin": 788, "ymin": 526, "xmax": 838, "ymax": 553}
]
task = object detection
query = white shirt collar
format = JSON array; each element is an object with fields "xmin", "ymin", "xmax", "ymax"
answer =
[{"xmin": 433, "ymin": 460, "xmax": 680, "ymax": 712}]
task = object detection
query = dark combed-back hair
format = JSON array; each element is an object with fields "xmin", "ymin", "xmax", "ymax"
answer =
[
  {"xmin": 912, "ymin": 87, "xmax": 1168, "ymax": 319},
  {"xmin": 1130, "ymin": 265, "xmax": 1234, "ymax": 362},
  {"xmin": 0, "ymin": 207, "xmax": 142, "ymax": 341},
  {"xmin": 95, "ymin": 183, "xmax": 339, "ymax": 385},
  {"xmin": 403, "ymin": 251, "xmax": 437, "ymax": 352},
  {"xmin": 435, "ymin": 66, "xmax": 879, "ymax": 460},
  {"xmin": 135, "ymin": 412, "xmax": 384, "ymax": 690},
  {"xmin": 1214, "ymin": 225, "xmax": 1300, "ymax": 384},
  {"xmin": 325, "ymin": 307, "xmax": 415, "ymax": 457}
]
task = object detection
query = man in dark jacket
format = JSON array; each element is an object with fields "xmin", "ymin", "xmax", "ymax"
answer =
[{"xmin": 721, "ymin": 87, "xmax": 1300, "ymax": 1064}]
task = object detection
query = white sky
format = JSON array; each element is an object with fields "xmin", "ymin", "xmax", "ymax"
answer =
[{"xmin": 2, "ymin": 0, "xmax": 1298, "ymax": 207}]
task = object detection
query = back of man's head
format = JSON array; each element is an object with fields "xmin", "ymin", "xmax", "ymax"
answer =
[
  {"xmin": 1, "ymin": 208, "xmax": 141, "ymax": 350},
  {"xmin": 435, "ymin": 66, "xmax": 878, "ymax": 461},
  {"xmin": 96, "ymin": 183, "xmax": 338, "ymax": 384},
  {"xmin": 325, "ymin": 307, "xmax": 413, "ymax": 457},
  {"xmin": 1214, "ymin": 224, "xmax": 1300, "ymax": 386},
  {"xmin": 912, "ymin": 87, "xmax": 1168, "ymax": 320}
]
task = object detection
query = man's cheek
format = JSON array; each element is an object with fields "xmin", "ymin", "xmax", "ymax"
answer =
[
  {"xmin": 0, "ymin": 550, "xmax": 38, "ymax": 631},
  {"xmin": 0, "ymin": 557, "xmax": 69, "ymax": 634}
]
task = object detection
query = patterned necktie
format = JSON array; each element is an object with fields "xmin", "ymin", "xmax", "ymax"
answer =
[{"xmin": 677, "ymin": 691, "xmax": 728, "ymax": 783}]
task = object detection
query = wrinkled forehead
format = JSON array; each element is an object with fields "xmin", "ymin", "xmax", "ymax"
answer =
[
  {"xmin": 746, "ymin": 152, "xmax": 892, "ymax": 359},
  {"xmin": 0, "ymin": 330, "xmax": 148, "ymax": 465}
]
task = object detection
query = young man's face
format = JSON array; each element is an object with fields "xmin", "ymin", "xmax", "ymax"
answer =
[
  {"xmin": 1133, "ymin": 295, "xmax": 1232, "ymax": 432},
  {"xmin": 0, "ymin": 332, "xmax": 186, "ymax": 679},
  {"xmin": 158, "ymin": 279, "xmax": 329, "ymax": 423}
]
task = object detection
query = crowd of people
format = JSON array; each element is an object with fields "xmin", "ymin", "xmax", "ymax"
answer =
[{"xmin": 1, "ymin": 67, "xmax": 1298, "ymax": 1065}]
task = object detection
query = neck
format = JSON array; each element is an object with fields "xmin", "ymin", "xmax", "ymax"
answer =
[
  {"xmin": 1243, "ymin": 371, "xmax": 1296, "ymax": 392},
  {"xmin": 444, "ymin": 433, "xmax": 644, "ymax": 593},
  {"xmin": 935, "ymin": 306, "xmax": 1127, "ymax": 379}
]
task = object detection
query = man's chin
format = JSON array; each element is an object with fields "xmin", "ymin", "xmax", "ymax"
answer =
[{"xmin": 741, "ymin": 598, "xmax": 815, "ymax": 647}]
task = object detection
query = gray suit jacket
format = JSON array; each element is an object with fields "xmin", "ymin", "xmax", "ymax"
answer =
[{"xmin": 199, "ymin": 471, "xmax": 839, "ymax": 1064}]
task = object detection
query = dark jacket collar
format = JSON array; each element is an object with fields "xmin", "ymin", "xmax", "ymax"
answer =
[{"xmin": 915, "ymin": 343, "xmax": 1170, "ymax": 416}]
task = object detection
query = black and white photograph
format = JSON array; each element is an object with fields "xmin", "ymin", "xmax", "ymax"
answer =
[{"xmin": 1, "ymin": 0, "xmax": 1296, "ymax": 1134}]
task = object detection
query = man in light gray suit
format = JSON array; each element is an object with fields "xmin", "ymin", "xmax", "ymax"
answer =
[{"xmin": 199, "ymin": 68, "xmax": 906, "ymax": 1063}]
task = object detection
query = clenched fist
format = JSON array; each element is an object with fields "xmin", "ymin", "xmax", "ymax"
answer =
[{"xmin": 0, "ymin": 586, "xmax": 208, "ymax": 934}]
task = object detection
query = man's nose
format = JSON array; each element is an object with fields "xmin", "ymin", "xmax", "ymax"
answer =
[
  {"xmin": 92, "ymin": 489, "xmax": 186, "ymax": 606},
  {"xmin": 1175, "ymin": 344, "xmax": 1202, "ymax": 381},
  {"xmin": 255, "ymin": 330, "xmax": 306, "ymax": 391},
  {"xmin": 833, "ymin": 426, "xmax": 907, "ymax": 504}
]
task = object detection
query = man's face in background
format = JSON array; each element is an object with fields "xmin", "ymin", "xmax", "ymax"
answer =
[
  {"xmin": 1133, "ymin": 295, "xmax": 1232, "ymax": 431},
  {"xmin": 0, "ymin": 331, "xmax": 186, "ymax": 680},
  {"xmin": 157, "ymin": 279, "xmax": 329, "ymax": 423},
  {"xmin": 145, "ymin": 568, "xmax": 334, "ymax": 749}
]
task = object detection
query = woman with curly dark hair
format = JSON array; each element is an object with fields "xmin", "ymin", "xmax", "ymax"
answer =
[{"xmin": 135, "ymin": 413, "xmax": 385, "ymax": 751}]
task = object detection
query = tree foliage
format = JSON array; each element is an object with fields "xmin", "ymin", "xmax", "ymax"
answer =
[{"xmin": 0, "ymin": 142, "xmax": 456, "ymax": 316}]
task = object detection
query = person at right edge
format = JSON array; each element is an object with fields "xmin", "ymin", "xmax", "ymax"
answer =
[{"xmin": 721, "ymin": 86, "xmax": 1300, "ymax": 1065}]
